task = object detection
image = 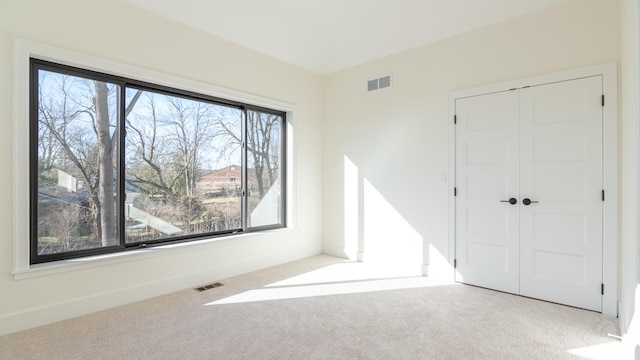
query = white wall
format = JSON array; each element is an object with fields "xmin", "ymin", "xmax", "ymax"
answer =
[
  {"xmin": 323, "ymin": 0, "xmax": 622, "ymax": 296},
  {"xmin": 0, "ymin": 0, "xmax": 324, "ymax": 335},
  {"xmin": 1, "ymin": 0, "xmax": 634, "ymax": 339},
  {"xmin": 621, "ymin": 0, "xmax": 640, "ymax": 343}
]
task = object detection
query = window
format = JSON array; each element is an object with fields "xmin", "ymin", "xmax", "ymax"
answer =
[{"xmin": 31, "ymin": 59, "xmax": 286, "ymax": 264}]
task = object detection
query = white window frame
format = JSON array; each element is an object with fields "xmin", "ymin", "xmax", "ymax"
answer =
[{"xmin": 12, "ymin": 39, "xmax": 298, "ymax": 279}]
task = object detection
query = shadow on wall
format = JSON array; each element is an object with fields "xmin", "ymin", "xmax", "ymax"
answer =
[{"xmin": 342, "ymin": 155, "xmax": 447, "ymax": 275}]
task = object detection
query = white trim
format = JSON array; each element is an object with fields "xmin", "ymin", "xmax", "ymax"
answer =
[
  {"xmin": 421, "ymin": 264, "xmax": 430, "ymax": 277},
  {"xmin": 17, "ymin": 39, "xmax": 295, "ymax": 112},
  {"xmin": 447, "ymin": 63, "xmax": 618, "ymax": 317},
  {"xmin": 447, "ymin": 85, "xmax": 457, "ymax": 283},
  {"xmin": 621, "ymin": 301, "xmax": 629, "ymax": 338},
  {"xmin": 12, "ymin": 228, "xmax": 298, "ymax": 280},
  {"xmin": 12, "ymin": 38, "xmax": 298, "ymax": 279},
  {"xmin": 635, "ymin": 0, "xmax": 640, "ymax": 323},
  {"xmin": 286, "ymin": 114, "xmax": 298, "ymax": 232},
  {"xmin": 601, "ymin": 63, "xmax": 619, "ymax": 318}
]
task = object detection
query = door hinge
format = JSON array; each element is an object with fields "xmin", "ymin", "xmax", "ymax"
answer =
[
  {"xmin": 602, "ymin": 95, "xmax": 605, "ymax": 107},
  {"xmin": 454, "ymin": 259, "xmax": 457, "ymax": 268},
  {"xmin": 454, "ymin": 115, "xmax": 457, "ymax": 124},
  {"xmin": 602, "ymin": 190, "xmax": 605, "ymax": 201},
  {"xmin": 454, "ymin": 187, "xmax": 457, "ymax": 196},
  {"xmin": 601, "ymin": 283, "xmax": 604, "ymax": 295}
]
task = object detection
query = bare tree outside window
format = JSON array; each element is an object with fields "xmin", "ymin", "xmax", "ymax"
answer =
[
  {"xmin": 124, "ymin": 89, "xmax": 242, "ymax": 242},
  {"xmin": 215, "ymin": 109, "xmax": 284, "ymax": 228},
  {"xmin": 36, "ymin": 70, "xmax": 120, "ymax": 254},
  {"xmin": 32, "ymin": 60, "xmax": 286, "ymax": 263}
]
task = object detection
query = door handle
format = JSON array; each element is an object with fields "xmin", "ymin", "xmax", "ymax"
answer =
[
  {"xmin": 522, "ymin": 198, "xmax": 539, "ymax": 206},
  {"xmin": 500, "ymin": 198, "xmax": 518, "ymax": 205}
]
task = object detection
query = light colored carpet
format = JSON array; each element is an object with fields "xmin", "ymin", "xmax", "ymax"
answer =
[{"xmin": 0, "ymin": 255, "xmax": 629, "ymax": 359}]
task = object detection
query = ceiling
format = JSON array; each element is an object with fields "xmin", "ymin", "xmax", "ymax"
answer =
[{"xmin": 119, "ymin": 0, "xmax": 570, "ymax": 75}]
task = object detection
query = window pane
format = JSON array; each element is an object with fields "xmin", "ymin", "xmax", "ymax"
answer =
[
  {"xmin": 124, "ymin": 89, "xmax": 242, "ymax": 243},
  {"xmin": 35, "ymin": 70, "xmax": 119, "ymax": 255},
  {"xmin": 247, "ymin": 110, "xmax": 284, "ymax": 228}
]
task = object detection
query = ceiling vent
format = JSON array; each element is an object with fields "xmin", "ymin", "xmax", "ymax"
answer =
[{"xmin": 367, "ymin": 74, "xmax": 392, "ymax": 92}]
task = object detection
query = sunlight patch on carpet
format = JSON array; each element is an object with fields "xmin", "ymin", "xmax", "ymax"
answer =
[
  {"xmin": 567, "ymin": 340, "xmax": 634, "ymax": 360},
  {"xmin": 265, "ymin": 261, "xmax": 424, "ymax": 288},
  {"xmin": 205, "ymin": 277, "xmax": 452, "ymax": 305}
]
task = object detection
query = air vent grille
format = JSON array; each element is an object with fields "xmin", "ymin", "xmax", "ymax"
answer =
[
  {"xmin": 195, "ymin": 282, "xmax": 224, "ymax": 292},
  {"xmin": 367, "ymin": 79, "xmax": 379, "ymax": 92},
  {"xmin": 367, "ymin": 74, "xmax": 392, "ymax": 92}
]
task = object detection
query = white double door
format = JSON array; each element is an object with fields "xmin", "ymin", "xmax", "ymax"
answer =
[{"xmin": 455, "ymin": 76, "xmax": 603, "ymax": 312}]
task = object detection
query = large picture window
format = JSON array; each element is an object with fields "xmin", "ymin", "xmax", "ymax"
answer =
[{"xmin": 31, "ymin": 59, "xmax": 286, "ymax": 264}]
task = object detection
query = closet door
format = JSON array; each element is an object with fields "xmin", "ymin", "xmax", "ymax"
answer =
[
  {"xmin": 519, "ymin": 77, "xmax": 603, "ymax": 311},
  {"xmin": 454, "ymin": 76, "xmax": 604, "ymax": 312},
  {"xmin": 454, "ymin": 91, "xmax": 520, "ymax": 294}
]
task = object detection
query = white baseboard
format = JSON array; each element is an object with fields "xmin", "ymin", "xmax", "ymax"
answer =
[
  {"xmin": 619, "ymin": 300, "xmax": 640, "ymax": 360},
  {"xmin": 321, "ymin": 246, "xmax": 355, "ymax": 260},
  {"xmin": 422, "ymin": 262, "xmax": 455, "ymax": 283},
  {"xmin": 620, "ymin": 301, "xmax": 628, "ymax": 338},
  {"xmin": 0, "ymin": 246, "xmax": 321, "ymax": 336}
]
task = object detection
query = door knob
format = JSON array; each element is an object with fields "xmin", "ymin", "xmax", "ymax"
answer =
[
  {"xmin": 522, "ymin": 198, "xmax": 539, "ymax": 206},
  {"xmin": 500, "ymin": 198, "xmax": 518, "ymax": 205}
]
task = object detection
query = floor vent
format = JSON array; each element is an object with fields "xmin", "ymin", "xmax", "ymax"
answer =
[
  {"xmin": 367, "ymin": 74, "xmax": 392, "ymax": 92},
  {"xmin": 195, "ymin": 282, "xmax": 224, "ymax": 292}
]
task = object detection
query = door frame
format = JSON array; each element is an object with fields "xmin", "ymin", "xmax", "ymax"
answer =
[{"xmin": 447, "ymin": 63, "xmax": 618, "ymax": 317}]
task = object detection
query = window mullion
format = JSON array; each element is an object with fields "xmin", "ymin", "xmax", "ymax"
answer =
[
  {"xmin": 281, "ymin": 113, "xmax": 287, "ymax": 227},
  {"xmin": 241, "ymin": 109, "xmax": 248, "ymax": 232},
  {"xmin": 118, "ymin": 83, "xmax": 127, "ymax": 248}
]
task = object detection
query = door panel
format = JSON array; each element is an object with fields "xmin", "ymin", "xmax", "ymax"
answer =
[
  {"xmin": 519, "ymin": 77, "xmax": 603, "ymax": 311},
  {"xmin": 455, "ymin": 91, "xmax": 520, "ymax": 294},
  {"xmin": 455, "ymin": 76, "xmax": 603, "ymax": 312}
]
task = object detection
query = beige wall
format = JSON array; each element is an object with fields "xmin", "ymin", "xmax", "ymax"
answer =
[
  {"xmin": 322, "ymin": 0, "xmax": 625, "ymax": 321},
  {"xmin": 0, "ymin": 0, "xmax": 324, "ymax": 335}
]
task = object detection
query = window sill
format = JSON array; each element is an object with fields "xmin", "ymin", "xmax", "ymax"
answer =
[{"xmin": 12, "ymin": 227, "xmax": 297, "ymax": 280}]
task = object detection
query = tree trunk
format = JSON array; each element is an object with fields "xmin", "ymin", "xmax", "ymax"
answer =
[{"xmin": 95, "ymin": 81, "xmax": 117, "ymax": 246}]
